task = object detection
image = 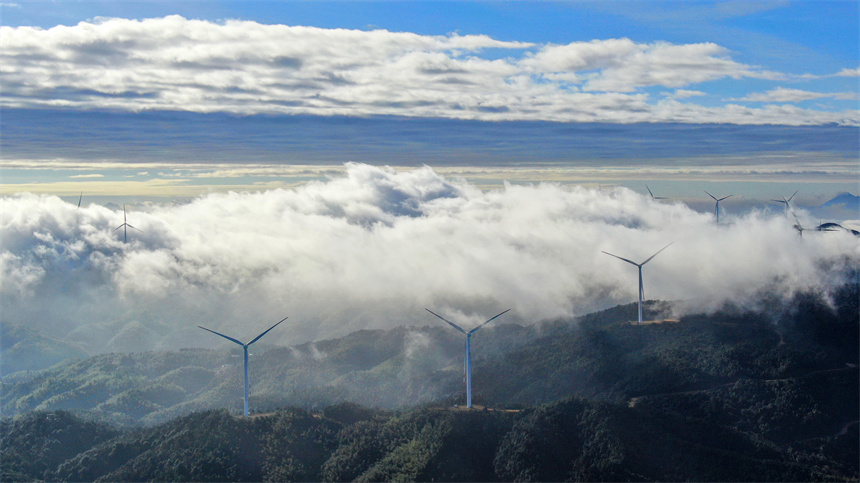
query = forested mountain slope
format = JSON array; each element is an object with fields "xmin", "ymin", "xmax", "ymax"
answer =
[
  {"xmin": 2, "ymin": 395, "xmax": 856, "ymax": 482},
  {"xmin": 1, "ymin": 284, "xmax": 857, "ymax": 481}
]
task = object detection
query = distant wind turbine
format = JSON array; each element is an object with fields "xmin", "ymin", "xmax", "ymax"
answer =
[
  {"xmin": 425, "ymin": 308, "xmax": 510, "ymax": 408},
  {"xmin": 198, "ymin": 316, "xmax": 288, "ymax": 417},
  {"xmin": 792, "ymin": 214, "xmax": 836, "ymax": 239},
  {"xmin": 77, "ymin": 192, "xmax": 83, "ymax": 209},
  {"xmin": 771, "ymin": 190, "xmax": 798, "ymax": 217},
  {"xmin": 114, "ymin": 204, "xmax": 142, "ymax": 243},
  {"xmin": 705, "ymin": 191, "xmax": 733, "ymax": 223},
  {"xmin": 602, "ymin": 243, "xmax": 672, "ymax": 324},
  {"xmin": 646, "ymin": 185, "xmax": 667, "ymax": 200}
]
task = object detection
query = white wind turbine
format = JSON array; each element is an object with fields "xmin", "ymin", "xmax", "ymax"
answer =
[
  {"xmin": 602, "ymin": 243, "xmax": 672, "ymax": 324},
  {"xmin": 115, "ymin": 204, "xmax": 142, "ymax": 243},
  {"xmin": 772, "ymin": 190, "xmax": 798, "ymax": 217},
  {"xmin": 705, "ymin": 191, "xmax": 733, "ymax": 223},
  {"xmin": 198, "ymin": 316, "xmax": 288, "ymax": 417},
  {"xmin": 426, "ymin": 308, "xmax": 510, "ymax": 408}
]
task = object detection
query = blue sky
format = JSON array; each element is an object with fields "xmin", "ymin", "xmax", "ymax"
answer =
[{"xmin": 0, "ymin": 1, "xmax": 858, "ymax": 201}]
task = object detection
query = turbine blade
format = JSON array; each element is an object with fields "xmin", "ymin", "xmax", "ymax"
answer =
[
  {"xmin": 77, "ymin": 192, "xmax": 83, "ymax": 208},
  {"xmin": 198, "ymin": 325, "xmax": 245, "ymax": 346},
  {"xmin": 115, "ymin": 224, "xmax": 125, "ymax": 231},
  {"xmin": 771, "ymin": 199, "xmax": 786, "ymax": 204},
  {"xmin": 791, "ymin": 212, "xmax": 802, "ymax": 225},
  {"xmin": 601, "ymin": 251, "xmax": 640, "ymax": 266},
  {"xmin": 425, "ymin": 308, "xmax": 467, "ymax": 334},
  {"xmin": 705, "ymin": 191, "xmax": 717, "ymax": 201},
  {"xmin": 641, "ymin": 242, "xmax": 673, "ymax": 265},
  {"xmin": 787, "ymin": 190, "xmax": 798, "ymax": 202},
  {"xmin": 469, "ymin": 308, "xmax": 511, "ymax": 334},
  {"xmin": 646, "ymin": 185, "xmax": 655, "ymax": 198},
  {"xmin": 718, "ymin": 195, "xmax": 733, "ymax": 202},
  {"xmin": 127, "ymin": 224, "xmax": 143, "ymax": 232},
  {"xmin": 247, "ymin": 316, "xmax": 289, "ymax": 346}
]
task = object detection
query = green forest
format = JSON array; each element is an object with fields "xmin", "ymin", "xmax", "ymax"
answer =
[{"xmin": 1, "ymin": 284, "xmax": 858, "ymax": 481}]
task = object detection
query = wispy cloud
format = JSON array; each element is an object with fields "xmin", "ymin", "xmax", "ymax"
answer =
[
  {"xmin": 733, "ymin": 87, "xmax": 859, "ymax": 103},
  {"xmin": 1, "ymin": 16, "xmax": 856, "ymax": 125}
]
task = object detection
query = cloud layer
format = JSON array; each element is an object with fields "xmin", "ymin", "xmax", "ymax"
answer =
[
  {"xmin": 2, "ymin": 164, "xmax": 857, "ymax": 354},
  {"xmin": 1, "ymin": 16, "xmax": 856, "ymax": 125}
]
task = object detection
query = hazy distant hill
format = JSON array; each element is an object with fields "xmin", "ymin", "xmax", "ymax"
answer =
[
  {"xmin": 0, "ymin": 323, "xmax": 88, "ymax": 377},
  {"xmin": 821, "ymin": 192, "xmax": 860, "ymax": 210},
  {"xmin": 810, "ymin": 192, "xmax": 860, "ymax": 222}
]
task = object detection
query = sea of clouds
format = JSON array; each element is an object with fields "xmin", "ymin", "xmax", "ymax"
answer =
[{"xmin": 2, "ymin": 164, "xmax": 857, "ymax": 354}]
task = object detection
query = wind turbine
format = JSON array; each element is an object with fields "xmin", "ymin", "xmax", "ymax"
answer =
[
  {"xmin": 792, "ymin": 214, "xmax": 836, "ymax": 239},
  {"xmin": 115, "ymin": 205, "xmax": 142, "ymax": 243},
  {"xmin": 772, "ymin": 190, "xmax": 798, "ymax": 217},
  {"xmin": 198, "ymin": 316, "xmax": 288, "ymax": 417},
  {"xmin": 705, "ymin": 191, "xmax": 732, "ymax": 223},
  {"xmin": 646, "ymin": 185, "xmax": 667, "ymax": 200},
  {"xmin": 425, "ymin": 308, "xmax": 510, "ymax": 408},
  {"xmin": 602, "ymin": 243, "xmax": 672, "ymax": 324},
  {"xmin": 77, "ymin": 192, "xmax": 83, "ymax": 209}
]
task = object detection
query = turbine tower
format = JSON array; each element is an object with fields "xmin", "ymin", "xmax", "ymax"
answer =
[
  {"xmin": 771, "ymin": 190, "xmax": 798, "ymax": 217},
  {"xmin": 602, "ymin": 243, "xmax": 672, "ymax": 324},
  {"xmin": 115, "ymin": 205, "xmax": 141, "ymax": 243},
  {"xmin": 425, "ymin": 308, "xmax": 510, "ymax": 408},
  {"xmin": 198, "ymin": 316, "xmax": 288, "ymax": 417},
  {"xmin": 646, "ymin": 185, "xmax": 667, "ymax": 200},
  {"xmin": 705, "ymin": 191, "xmax": 732, "ymax": 223}
]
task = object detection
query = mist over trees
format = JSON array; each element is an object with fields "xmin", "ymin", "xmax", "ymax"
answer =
[{"xmin": 1, "ymin": 283, "xmax": 857, "ymax": 481}]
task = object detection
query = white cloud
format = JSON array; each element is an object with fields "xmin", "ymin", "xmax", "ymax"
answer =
[
  {"xmin": 665, "ymin": 89, "xmax": 707, "ymax": 99},
  {"xmin": 522, "ymin": 39, "xmax": 780, "ymax": 92},
  {"xmin": 734, "ymin": 87, "xmax": 860, "ymax": 103},
  {"xmin": 836, "ymin": 68, "xmax": 860, "ymax": 77},
  {"xmin": 1, "ymin": 164, "xmax": 857, "ymax": 353},
  {"xmin": 0, "ymin": 16, "xmax": 856, "ymax": 125}
]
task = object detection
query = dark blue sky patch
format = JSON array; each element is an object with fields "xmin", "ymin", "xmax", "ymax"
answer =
[{"xmin": 2, "ymin": 109, "xmax": 857, "ymax": 166}]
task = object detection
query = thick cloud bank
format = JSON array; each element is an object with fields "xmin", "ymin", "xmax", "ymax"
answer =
[
  {"xmin": 1, "ymin": 16, "xmax": 856, "ymax": 125},
  {"xmin": 2, "ymin": 164, "xmax": 857, "ymax": 353}
]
